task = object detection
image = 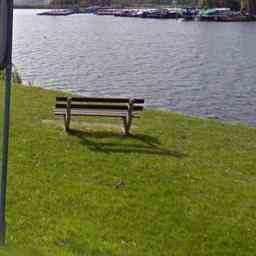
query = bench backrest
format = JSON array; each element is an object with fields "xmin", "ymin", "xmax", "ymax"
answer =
[{"xmin": 55, "ymin": 97, "xmax": 144, "ymax": 111}]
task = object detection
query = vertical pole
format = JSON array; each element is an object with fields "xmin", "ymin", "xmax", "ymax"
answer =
[{"xmin": 0, "ymin": 0, "xmax": 14, "ymax": 245}]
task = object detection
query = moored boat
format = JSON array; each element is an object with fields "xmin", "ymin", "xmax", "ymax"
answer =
[
  {"xmin": 96, "ymin": 9, "xmax": 117, "ymax": 15},
  {"xmin": 197, "ymin": 8, "xmax": 256, "ymax": 22},
  {"xmin": 141, "ymin": 8, "xmax": 182, "ymax": 19},
  {"xmin": 182, "ymin": 8, "xmax": 197, "ymax": 21},
  {"xmin": 37, "ymin": 9, "xmax": 75, "ymax": 16}
]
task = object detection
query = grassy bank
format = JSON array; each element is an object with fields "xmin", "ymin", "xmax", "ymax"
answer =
[{"xmin": 0, "ymin": 82, "xmax": 256, "ymax": 255}]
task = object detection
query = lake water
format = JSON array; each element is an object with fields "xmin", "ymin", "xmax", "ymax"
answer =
[{"xmin": 13, "ymin": 9, "xmax": 256, "ymax": 126}]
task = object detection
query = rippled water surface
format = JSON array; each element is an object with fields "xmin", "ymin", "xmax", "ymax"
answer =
[{"xmin": 13, "ymin": 9, "xmax": 256, "ymax": 126}]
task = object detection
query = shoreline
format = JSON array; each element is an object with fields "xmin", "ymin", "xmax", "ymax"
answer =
[{"xmin": 21, "ymin": 82, "xmax": 256, "ymax": 129}]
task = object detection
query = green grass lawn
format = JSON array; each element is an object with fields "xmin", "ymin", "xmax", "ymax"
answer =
[{"xmin": 0, "ymin": 82, "xmax": 256, "ymax": 255}]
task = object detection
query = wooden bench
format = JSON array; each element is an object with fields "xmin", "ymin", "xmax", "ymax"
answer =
[{"xmin": 53, "ymin": 97, "xmax": 144, "ymax": 135}]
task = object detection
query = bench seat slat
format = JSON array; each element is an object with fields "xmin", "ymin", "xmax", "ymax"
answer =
[
  {"xmin": 54, "ymin": 109, "xmax": 140, "ymax": 118},
  {"xmin": 56, "ymin": 97, "xmax": 144, "ymax": 104}
]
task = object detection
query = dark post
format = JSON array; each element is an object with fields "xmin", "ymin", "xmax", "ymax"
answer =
[{"xmin": 0, "ymin": 0, "xmax": 14, "ymax": 245}]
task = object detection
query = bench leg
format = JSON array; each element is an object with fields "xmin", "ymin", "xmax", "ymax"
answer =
[
  {"xmin": 64, "ymin": 113, "xmax": 71, "ymax": 132},
  {"xmin": 122, "ymin": 116, "xmax": 132, "ymax": 135},
  {"xmin": 64, "ymin": 97, "xmax": 72, "ymax": 132},
  {"xmin": 122, "ymin": 99, "xmax": 134, "ymax": 135}
]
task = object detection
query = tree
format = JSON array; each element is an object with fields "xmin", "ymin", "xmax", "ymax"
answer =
[{"xmin": 247, "ymin": 0, "xmax": 256, "ymax": 14}]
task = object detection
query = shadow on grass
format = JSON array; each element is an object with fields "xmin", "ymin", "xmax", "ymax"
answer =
[{"xmin": 68, "ymin": 129, "xmax": 187, "ymax": 158}]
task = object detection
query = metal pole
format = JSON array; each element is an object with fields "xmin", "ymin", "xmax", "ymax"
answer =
[{"xmin": 0, "ymin": 0, "xmax": 14, "ymax": 245}]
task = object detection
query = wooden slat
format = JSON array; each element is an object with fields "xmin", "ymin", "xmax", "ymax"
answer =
[
  {"xmin": 54, "ymin": 109, "xmax": 140, "ymax": 118},
  {"xmin": 55, "ymin": 103, "xmax": 143, "ymax": 111},
  {"xmin": 55, "ymin": 110, "xmax": 125, "ymax": 117},
  {"xmin": 56, "ymin": 97, "xmax": 144, "ymax": 104}
]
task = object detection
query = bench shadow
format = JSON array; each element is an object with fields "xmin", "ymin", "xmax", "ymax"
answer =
[{"xmin": 68, "ymin": 129, "xmax": 187, "ymax": 158}]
